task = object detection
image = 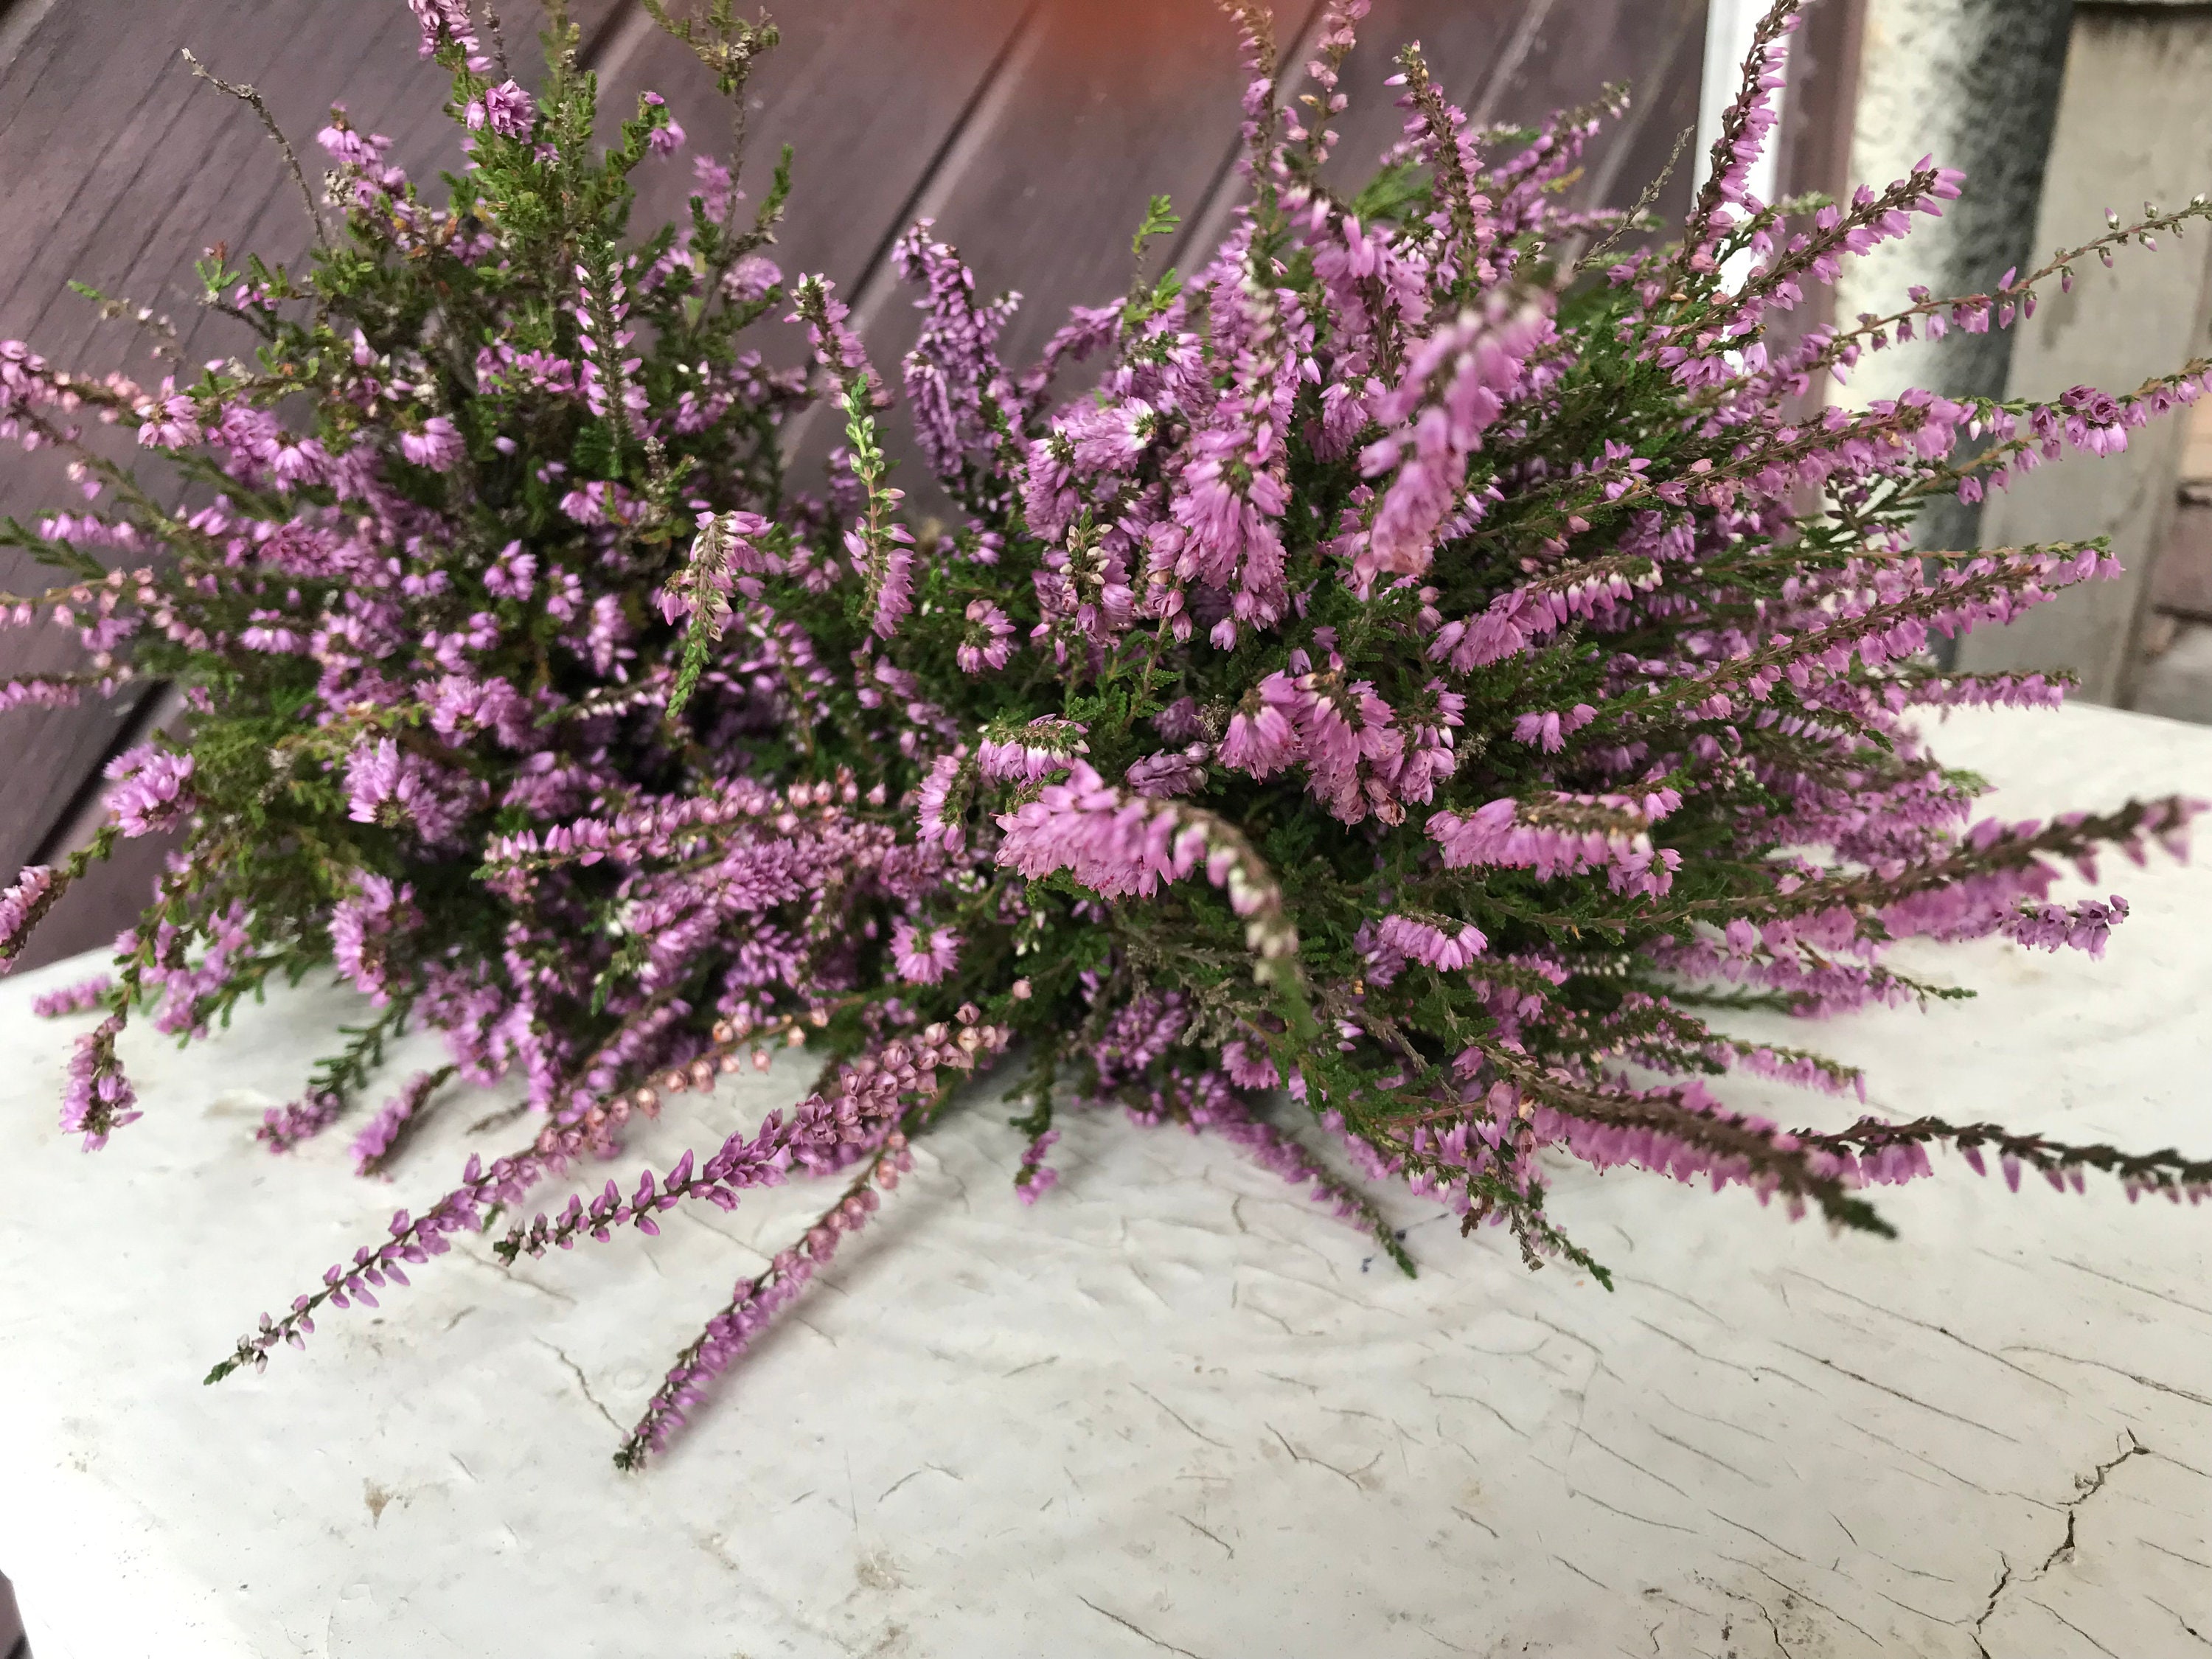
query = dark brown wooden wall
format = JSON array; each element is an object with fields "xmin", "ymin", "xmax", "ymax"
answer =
[{"xmin": 0, "ymin": 0, "xmax": 1748, "ymax": 970}]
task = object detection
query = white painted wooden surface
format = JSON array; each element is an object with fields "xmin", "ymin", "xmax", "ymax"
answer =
[{"xmin": 2, "ymin": 703, "xmax": 2210, "ymax": 1659}]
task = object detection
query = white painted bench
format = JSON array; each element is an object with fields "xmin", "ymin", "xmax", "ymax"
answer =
[{"xmin": 3, "ymin": 703, "xmax": 2208, "ymax": 1658}]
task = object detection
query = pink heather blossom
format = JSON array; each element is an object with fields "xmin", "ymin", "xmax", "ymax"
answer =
[
  {"xmin": 467, "ymin": 80, "xmax": 536, "ymax": 140},
  {"xmin": 915, "ymin": 751, "xmax": 968, "ymax": 852},
  {"xmin": 1359, "ymin": 304, "xmax": 1540, "ymax": 580},
  {"xmin": 32, "ymin": 974, "xmax": 111, "ymax": 1018},
  {"xmin": 890, "ymin": 921, "xmax": 961, "ymax": 985},
  {"xmin": 406, "ymin": 0, "xmax": 477, "ymax": 56},
  {"xmin": 330, "ymin": 875, "xmax": 421, "ymax": 1001},
  {"xmin": 2001, "ymin": 895, "xmax": 2129, "ymax": 958},
  {"xmin": 957, "ymin": 599, "xmax": 1015, "ymax": 673},
  {"xmin": 484, "ymin": 540, "xmax": 537, "ymax": 599},
  {"xmin": 1062, "ymin": 397, "xmax": 1155, "ymax": 474},
  {"xmin": 349, "ymin": 1068, "xmax": 449, "ymax": 1177},
  {"xmin": 1220, "ymin": 1037, "xmax": 1279, "ymax": 1089},
  {"xmin": 258, "ymin": 1092, "xmax": 344, "ymax": 1152},
  {"xmin": 978, "ymin": 717, "xmax": 1088, "ymax": 782},
  {"xmin": 865, "ymin": 523, "xmax": 914, "ymax": 639},
  {"xmin": 724, "ymin": 254, "xmax": 780, "ymax": 305},
  {"xmin": 61, "ymin": 1013, "xmax": 138, "ymax": 1150},
  {"xmin": 1125, "ymin": 745, "xmax": 1210, "ymax": 799},
  {"xmin": 1430, "ymin": 791, "xmax": 1684, "ymax": 896},
  {"xmin": 13, "ymin": 6, "xmax": 2211, "ymax": 1477},
  {"xmin": 1377, "ymin": 915, "xmax": 1488, "ymax": 970},
  {"xmin": 642, "ymin": 92, "xmax": 685, "ymax": 156},
  {"xmin": 893, "ymin": 223, "xmax": 1019, "ymax": 487},
  {"xmin": 103, "ymin": 745, "xmax": 195, "ymax": 837},
  {"xmin": 995, "ymin": 763, "xmax": 1200, "ymax": 900},
  {"xmin": 692, "ymin": 154, "xmax": 736, "ymax": 220},
  {"xmin": 1217, "ymin": 672, "xmax": 1302, "ymax": 777},
  {"xmin": 399, "ymin": 415, "xmax": 463, "ymax": 470},
  {"xmin": 1512, "ymin": 703, "xmax": 1597, "ymax": 753},
  {"xmin": 0, "ymin": 679, "xmax": 93, "ymax": 713},
  {"xmin": 1014, "ymin": 1129, "xmax": 1061, "ymax": 1204},
  {"xmin": 0, "ymin": 864, "xmax": 58, "ymax": 966},
  {"xmin": 137, "ymin": 393, "xmax": 201, "ymax": 449},
  {"xmin": 344, "ymin": 740, "xmax": 471, "ymax": 845}
]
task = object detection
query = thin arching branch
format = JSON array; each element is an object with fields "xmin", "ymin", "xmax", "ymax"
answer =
[{"xmin": 179, "ymin": 47, "xmax": 330, "ymax": 254}]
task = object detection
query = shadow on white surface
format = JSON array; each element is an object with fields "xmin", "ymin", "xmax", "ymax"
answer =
[{"xmin": 0, "ymin": 1571, "xmax": 27, "ymax": 1659}]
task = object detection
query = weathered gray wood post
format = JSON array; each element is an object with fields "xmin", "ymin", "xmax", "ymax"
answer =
[
  {"xmin": 1838, "ymin": 0, "xmax": 2212, "ymax": 704},
  {"xmin": 1829, "ymin": 0, "xmax": 2073, "ymax": 635},
  {"xmin": 1958, "ymin": 1, "xmax": 2212, "ymax": 706}
]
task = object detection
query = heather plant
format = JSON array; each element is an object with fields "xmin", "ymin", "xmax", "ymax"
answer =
[{"xmin": 4, "ymin": 0, "xmax": 2209, "ymax": 1469}]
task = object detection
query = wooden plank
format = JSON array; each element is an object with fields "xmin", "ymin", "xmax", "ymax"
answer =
[
  {"xmin": 1779, "ymin": 0, "xmax": 1863, "ymax": 207},
  {"xmin": 849, "ymin": 0, "xmax": 1328, "ymax": 371},
  {"xmin": 10, "ymin": 687, "xmax": 183, "ymax": 973},
  {"xmin": 0, "ymin": 0, "xmax": 457, "ymax": 890},
  {"xmin": 1146, "ymin": 1, "xmax": 1707, "ymax": 352},
  {"xmin": 597, "ymin": 0, "xmax": 1035, "ymax": 299},
  {"xmin": 1478, "ymin": 0, "xmax": 1708, "ymax": 226},
  {"xmin": 1593, "ymin": 4, "xmax": 1708, "ymax": 246},
  {"xmin": 0, "ymin": 2, "xmax": 613, "ymax": 942},
  {"xmin": 8, "ymin": 824, "xmax": 182, "ymax": 973},
  {"xmin": 1158, "ymin": 2, "xmax": 1531, "ymax": 316},
  {"xmin": 4, "ymin": 0, "xmax": 1009, "ymax": 949},
  {"xmin": 1766, "ymin": 0, "xmax": 1865, "ymax": 378},
  {"xmin": 1292, "ymin": 0, "xmax": 1705, "ymax": 223},
  {"xmin": 1300, "ymin": 0, "xmax": 1528, "ymax": 195}
]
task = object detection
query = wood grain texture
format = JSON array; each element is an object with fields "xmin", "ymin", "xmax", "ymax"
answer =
[
  {"xmin": 0, "ymin": 1, "xmax": 453, "ymax": 878},
  {"xmin": 841, "ymin": 0, "xmax": 1324, "ymax": 369},
  {"xmin": 1767, "ymin": 0, "xmax": 1865, "ymax": 380},
  {"xmin": 0, "ymin": 1, "xmax": 615, "ymax": 964},
  {"xmin": 599, "ymin": 0, "xmax": 1035, "ymax": 299},
  {"xmin": 593, "ymin": 0, "xmax": 1037, "ymax": 491}
]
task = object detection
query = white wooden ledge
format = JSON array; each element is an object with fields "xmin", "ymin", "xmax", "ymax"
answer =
[{"xmin": 2, "ymin": 703, "xmax": 2210, "ymax": 1658}]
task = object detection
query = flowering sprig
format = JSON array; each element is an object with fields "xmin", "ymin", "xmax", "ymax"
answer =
[
  {"xmin": 350, "ymin": 1065, "xmax": 456, "ymax": 1177},
  {"xmin": 32, "ymin": 974, "xmax": 113, "ymax": 1018},
  {"xmin": 1806, "ymin": 196, "xmax": 2212, "ymax": 383},
  {"xmin": 60, "ymin": 1012, "xmax": 139, "ymax": 1150},
  {"xmin": 1801, "ymin": 1115, "xmax": 2212, "ymax": 1206},
  {"xmin": 613, "ymin": 1138, "xmax": 908, "ymax": 1469}
]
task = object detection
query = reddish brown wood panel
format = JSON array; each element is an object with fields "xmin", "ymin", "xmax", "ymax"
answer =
[
  {"xmin": 845, "ymin": 0, "xmax": 1330, "ymax": 369},
  {"xmin": 1771, "ymin": 0, "xmax": 1865, "ymax": 371},
  {"xmin": 0, "ymin": 1, "xmax": 617, "ymax": 971},
  {"xmin": 1498, "ymin": 0, "xmax": 1708, "ymax": 211},
  {"xmin": 600, "ymin": 0, "xmax": 1034, "ymax": 298},
  {"xmin": 0, "ymin": 1, "xmax": 458, "ymax": 888},
  {"xmin": 1781, "ymin": 0, "xmax": 1865, "ymax": 205},
  {"xmin": 586, "ymin": 0, "xmax": 1040, "ymax": 483},
  {"xmin": 852, "ymin": 0, "xmax": 1709, "ymax": 383}
]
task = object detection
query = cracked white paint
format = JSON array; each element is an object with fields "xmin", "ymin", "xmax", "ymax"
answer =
[{"xmin": 1, "ymin": 704, "xmax": 2209, "ymax": 1657}]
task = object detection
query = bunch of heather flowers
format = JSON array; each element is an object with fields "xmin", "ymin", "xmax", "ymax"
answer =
[{"xmin": 4, "ymin": 0, "xmax": 2210, "ymax": 1469}]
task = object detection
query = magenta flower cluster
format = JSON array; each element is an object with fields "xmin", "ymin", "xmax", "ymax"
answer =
[{"xmin": 4, "ymin": 0, "xmax": 2210, "ymax": 1465}]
